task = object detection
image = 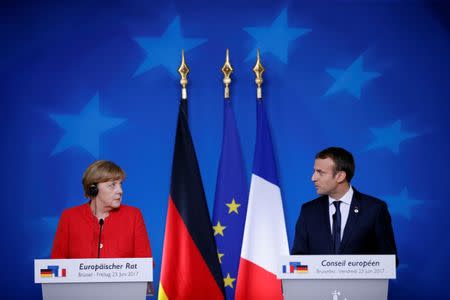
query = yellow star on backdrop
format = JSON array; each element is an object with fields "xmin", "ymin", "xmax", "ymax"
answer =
[
  {"xmin": 218, "ymin": 252, "xmax": 224, "ymax": 264},
  {"xmin": 213, "ymin": 221, "xmax": 226, "ymax": 236},
  {"xmin": 226, "ymin": 198, "xmax": 241, "ymax": 214},
  {"xmin": 223, "ymin": 273, "xmax": 236, "ymax": 288}
]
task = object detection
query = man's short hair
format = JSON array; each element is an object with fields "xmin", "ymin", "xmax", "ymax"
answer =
[
  {"xmin": 316, "ymin": 147, "xmax": 355, "ymax": 182},
  {"xmin": 82, "ymin": 160, "xmax": 126, "ymax": 198}
]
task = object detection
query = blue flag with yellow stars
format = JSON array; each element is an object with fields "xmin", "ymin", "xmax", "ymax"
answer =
[{"xmin": 212, "ymin": 99, "xmax": 248, "ymax": 300}]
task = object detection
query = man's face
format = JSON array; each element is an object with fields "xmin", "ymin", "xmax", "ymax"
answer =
[
  {"xmin": 311, "ymin": 157, "xmax": 340, "ymax": 196},
  {"xmin": 96, "ymin": 179, "xmax": 123, "ymax": 210}
]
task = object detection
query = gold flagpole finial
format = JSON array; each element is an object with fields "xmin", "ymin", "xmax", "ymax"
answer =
[
  {"xmin": 178, "ymin": 50, "xmax": 190, "ymax": 100},
  {"xmin": 221, "ymin": 49, "xmax": 233, "ymax": 99},
  {"xmin": 253, "ymin": 49, "xmax": 265, "ymax": 99}
]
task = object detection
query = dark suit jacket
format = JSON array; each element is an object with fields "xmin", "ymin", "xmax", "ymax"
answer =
[{"xmin": 291, "ymin": 188, "xmax": 398, "ymax": 264}]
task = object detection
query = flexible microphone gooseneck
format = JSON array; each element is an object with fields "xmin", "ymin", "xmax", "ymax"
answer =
[{"xmin": 97, "ymin": 218, "xmax": 104, "ymax": 258}]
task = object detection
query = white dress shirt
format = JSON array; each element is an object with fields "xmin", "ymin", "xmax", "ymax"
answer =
[{"xmin": 329, "ymin": 186, "xmax": 354, "ymax": 240}]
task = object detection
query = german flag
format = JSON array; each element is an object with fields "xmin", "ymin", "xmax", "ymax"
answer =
[
  {"xmin": 158, "ymin": 100, "xmax": 225, "ymax": 300},
  {"xmin": 295, "ymin": 265, "xmax": 308, "ymax": 273},
  {"xmin": 40, "ymin": 269, "xmax": 53, "ymax": 278}
]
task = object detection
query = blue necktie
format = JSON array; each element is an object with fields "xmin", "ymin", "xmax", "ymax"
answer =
[{"xmin": 332, "ymin": 201, "xmax": 341, "ymax": 254}]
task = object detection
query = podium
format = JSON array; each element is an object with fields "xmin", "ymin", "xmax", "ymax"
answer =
[
  {"xmin": 278, "ymin": 255, "xmax": 396, "ymax": 300},
  {"xmin": 35, "ymin": 258, "xmax": 153, "ymax": 300}
]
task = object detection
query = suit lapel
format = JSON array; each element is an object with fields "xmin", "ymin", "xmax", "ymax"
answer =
[
  {"xmin": 319, "ymin": 196, "xmax": 334, "ymax": 253},
  {"xmin": 339, "ymin": 189, "xmax": 361, "ymax": 253}
]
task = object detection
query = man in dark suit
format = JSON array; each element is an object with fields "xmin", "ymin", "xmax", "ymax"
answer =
[{"xmin": 291, "ymin": 147, "xmax": 398, "ymax": 264}]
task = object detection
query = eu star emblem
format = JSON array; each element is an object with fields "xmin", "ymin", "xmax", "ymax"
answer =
[
  {"xmin": 244, "ymin": 8, "xmax": 311, "ymax": 63},
  {"xmin": 49, "ymin": 94, "xmax": 126, "ymax": 158},
  {"xmin": 325, "ymin": 55, "xmax": 380, "ymax": 99},
  {"xmin": 134, "ymin": 16, "xmax": 207, "ymax": 77},
  {"xmin": 367, "ymin": 120, "xmax": 418, "ymax": 154}
]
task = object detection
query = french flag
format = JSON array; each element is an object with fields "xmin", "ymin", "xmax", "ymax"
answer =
[{"xmin": 235, "ymin": 99, "xmax": 289, "ymax": 299}]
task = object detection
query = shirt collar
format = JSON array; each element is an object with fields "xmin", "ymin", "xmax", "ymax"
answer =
[{"xmin": 329, "ymin": 185, "xmax": 353, "ymax": 206}]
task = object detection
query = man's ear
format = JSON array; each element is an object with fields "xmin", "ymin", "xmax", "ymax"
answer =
[{"xmin": 336, "ymin": 171, "xmax": 347, "ymax": 184}]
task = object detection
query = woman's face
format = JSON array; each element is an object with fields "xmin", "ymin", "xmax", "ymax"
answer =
[{"xmin": 96, "ymin": 179, "xmax": 123, "ymax": 210}]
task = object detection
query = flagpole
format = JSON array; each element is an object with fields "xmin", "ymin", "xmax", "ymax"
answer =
[
  {"xmin": 178, "ymin": 49, "xmax": 190, "ymax": 100},
  {"xmin": 236, "ymin": 49, "xmax": 288, "ymax": 300},
  {"xmin": 222, "ymin": 49, "xmax": 233, "ymax": 99},
  {"xmin": 253, "ymin": 49, "xmax": 265, "ymax": 100},
  {"xmin": 159, "ymin": 49, "xmax": 225, "ymax": 300}
]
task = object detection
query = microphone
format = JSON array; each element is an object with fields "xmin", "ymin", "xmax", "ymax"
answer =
[{"xmin": 98, "ymin": 219, "xmax": 104, "ymax": 258}]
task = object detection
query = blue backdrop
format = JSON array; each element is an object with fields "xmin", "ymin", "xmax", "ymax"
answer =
[{"xmin": 2, "ymin": 0, "xmax": 450, "ymax": 298}]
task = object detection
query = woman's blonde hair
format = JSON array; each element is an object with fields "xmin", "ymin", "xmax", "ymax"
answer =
[{"xmin": 82, "ymin": 160, "xmax": 126, "ymax": 198}]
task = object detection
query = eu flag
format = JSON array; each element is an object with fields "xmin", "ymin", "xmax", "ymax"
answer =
[{"xmin": 212, "ymin": 99, "xmax": 248, "ymax": 299}]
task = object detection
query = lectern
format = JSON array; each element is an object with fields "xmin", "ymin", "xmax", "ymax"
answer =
[
  {"xmin": 35, "ymin": 258, "xmax": 153, "ymax": 300},
  {"xmin": 278, "ymin": 255, "xmax": 396, "ymax": 300}
]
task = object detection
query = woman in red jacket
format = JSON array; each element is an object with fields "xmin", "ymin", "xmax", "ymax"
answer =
[{"xmin": 51, "ymin": 160, "xmax": 152, "ymax": 259}]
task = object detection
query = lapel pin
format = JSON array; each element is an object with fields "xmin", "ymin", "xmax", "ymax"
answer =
[{"xmin": 354, "ymin": 207, "xmax": 359, "ymax": 214}]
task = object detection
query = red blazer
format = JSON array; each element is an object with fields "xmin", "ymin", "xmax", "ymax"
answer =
[{"xmin": 51, "ymin": 203, "xmax": 152, "ymax": 259}]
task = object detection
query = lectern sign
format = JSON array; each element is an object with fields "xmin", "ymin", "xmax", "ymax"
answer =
[
  {"xmin": 34, "ymin": 258, "xmax": 153, "ymax": 283},
  {"xmin": 278, "ymin": 255, "xmax": 396, "ymax": 279}
]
